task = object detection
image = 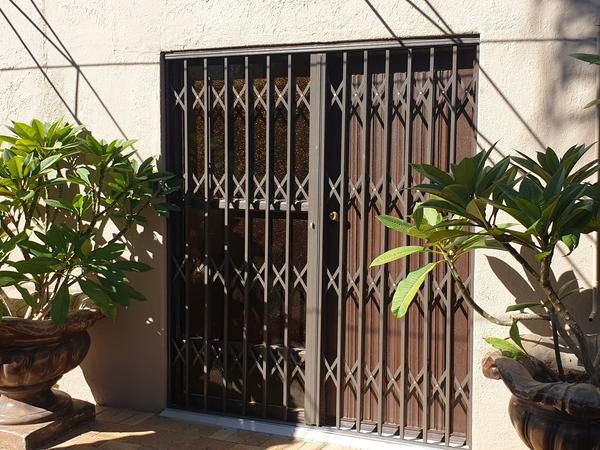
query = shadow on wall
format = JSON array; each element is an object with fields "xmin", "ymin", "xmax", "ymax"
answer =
[
  {"xmin": 363, "ymin": 0, "xmax": 599, "ymax": 156},
  {"xmin": 0, "ymin": 2, "xmax": 169, "ymax": 411},
  {"xmin": 536, "ymin": 0, "xmax": 600, "ymax": 131},
  {"xmin": 363, "ymin": 0, "xmax": 600, "ymax": 342},
  {"xmin": 80, "ymin": 213, "xmax": 167, "ymax": 412},
  {"xmin": 487, "ymin": 251, "xmax": 600, "ymax": 337},
  {"xmin": 1, "ymin": 0, "xmax": 599, "ymax": 414}
]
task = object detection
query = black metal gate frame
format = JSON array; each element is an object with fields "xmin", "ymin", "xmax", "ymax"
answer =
[{"xmin": 162, "ymin": 35, "xmax": 478, "ymax": 447}]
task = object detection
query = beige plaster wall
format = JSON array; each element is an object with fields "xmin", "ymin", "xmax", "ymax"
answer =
[{"xmin": 0, "ymin": 1, "xmax": 598, "ymax": 448}]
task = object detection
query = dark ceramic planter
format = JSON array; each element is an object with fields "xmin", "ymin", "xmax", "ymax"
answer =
[
  {"xmin": 483, "ymin": 344, "xmax": 600, "ymax": 450},
  {"xmin": 0, "ymin": 310, "xmax": 102, "ymax": 425}
]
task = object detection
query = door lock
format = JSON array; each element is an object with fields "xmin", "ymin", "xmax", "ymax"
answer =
[{"xmin": 329, "ymin": 211, "xmax": 339, "ymax": 222}]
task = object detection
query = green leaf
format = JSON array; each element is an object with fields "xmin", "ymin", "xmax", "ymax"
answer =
[
  {"xmin": 570, "ymin": 53, "xmax": 600, "ymax": 65},
  {"xmin": 91, "ymin": 243, "xmax": 126, "ymax": 260},
  {"xmin": 76, "ymin": 167, "xmax": 91, "ymax": 184},
  {"xmin": 412, "ymin": 164, "xmax": 453, "ymax": 186},
  {"xmin": 11, "ymin": 257, "xmax": 61, "ymax": 274},
  {"xmin": 461, "ymin": 235, "xmax": 505, "ymax": 250},
  {"xmin": 544, "ymin": 168, "xmax": 565, "ymax": 201},
  {"xmin": 376, "ymin": 215, "xmax": 428, "ymax": 239},
  {"xmin": 391, "ymin": 262, "xmax": 439, "ymax": 318},
  {"xmin": 510, "ymin": 321, "xmax": 525, "ymax": 351},
  {"xmin": 421, "ymin": 207, "xmax": 443, "ymax": 228},
  {"xmin": 112, "ymin": 260, "xmax": 153, "ymax": 272},
  {"xmin": 534, "ymin": 250, "xmax": 552, "ymax": 262},
  {"xmin": 557, "ymin": 279, "xmax": 580, "ymax": 299},
  {"xmin": 370, "ymin": 246, "xmax": 425, "ymax": 267},
  {"xmin": 80, "ymin": 239, "xmax": 93, "ymax": 257},
  {"xmin": 45, "ymin": 198, "xmax": 75, "ymax": 211},
  {"xmin": 0, "ymin": 271, "xmax": 28, "ymax": 286},
  {"xmin": 427, "ymin": 228, "xmax": 473, "ymax": 244},
  {"xmin": 15, "ymin": 285, "xmax": 38, "ymax": 311},
  {"xmin": 466, "ymin": 198, "xmax": 487, "ymax": 222},
  {"xmin": 51, "ymin": 282, "xmax": 70, "ymax": 324},
  {"xmin": 79, "ymin": 279, "xmax": 115, "ymax": 317},
  {"xmin": 39, "ymin": 154, "xmax": 63, "ymax": 172},
  {"xmin": 584, "ymin": 99, "xmax": 600, "ymax": 109},
  {"xmin": 561, "ymin": 234, "xmax": 579, "ymax": 253},
  {"xmin": 483, "ymin": 337, "xmax": 525, "ymax": 359},
  {"xmin": 505, "ymin": 303, "xmax": 541, "ymax": 312},
  {"xmin": 101, "ymin": 279, "xmax": 146, "ymax": 302}
]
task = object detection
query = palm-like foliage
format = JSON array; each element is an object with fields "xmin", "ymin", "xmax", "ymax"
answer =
[
  {"xmin": 373, "ymin": 145, "xmax": 600, "ymax": 382},
  {"xmin": 0, "ymin": 119, "xmax": 179, "ymax": 323},
  {"xmin": 570, "ymin": 53, "xmax": 600, "ymax": 108}
]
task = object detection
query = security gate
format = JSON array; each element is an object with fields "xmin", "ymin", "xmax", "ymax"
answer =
[{"xmin": 165, "ymin": 39, "xmax": 477, "ymax": 447}]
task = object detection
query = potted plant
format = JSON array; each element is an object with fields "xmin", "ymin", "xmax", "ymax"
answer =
[
  {"xmin": 372, "ymin": 143, "xmax": 600, "ymax": 449},
  {"xmin": 0, "ymin": 119, "xmax": 178, "ymax": 426}
]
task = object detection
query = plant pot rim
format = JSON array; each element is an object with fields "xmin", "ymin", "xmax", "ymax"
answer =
[
  {"xmin": 0, "ymin": 310, "xmax": 103, "ymax": 344},
  {"xmin": 483, "ymin": 352, "xmax": 600, "ymax": 420}
]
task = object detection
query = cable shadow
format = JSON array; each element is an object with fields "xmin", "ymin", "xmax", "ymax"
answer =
[
  {"xmin": 0, "ymin": 0, "xmax": 141, "ymax": 141},
  {"xmin": 362, "ymin": 0, "xmax": 597, "ymax": 151}
]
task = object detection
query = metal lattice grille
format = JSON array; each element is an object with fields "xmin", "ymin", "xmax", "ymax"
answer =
[{"xmin": 165, "ymin": 40, "xmax": 477, "ymax": 447}]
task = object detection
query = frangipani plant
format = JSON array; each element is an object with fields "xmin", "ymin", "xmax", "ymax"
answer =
[
  {"xmin": 372, "ymin": 144, "xmax": 600, "ymax": 383},
  {"xmin": 570, "ymin": 53, "xmax": 600, "ymax": 108},
  {"xmin": 0, "ymin": 119, "xmax": 179, "ymax": 323}
]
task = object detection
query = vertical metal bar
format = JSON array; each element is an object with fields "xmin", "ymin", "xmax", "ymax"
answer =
[
  {"xmin": 305, "ymin": 52, "xmax": 326, "ymax": 426},
  {"xmin": 357, "ymin": 49, "xmax": 371, "ymax": 433},
  {"xmin": 449, "ymin": 46, "xmax": 458, "ymax": 168},
  {"xmin": 203, "ymin": 58, "xmax": 211, "ymax": 409},
  {"xmin": 263, "ymin": 55, "xmax": 273, "ymax": 417},
  {"xmin": 421, "ymin": 47, "xmax": 435, "ymax": 443},
  {"xmin": 183, "ymin": 59, "xmax": 191, "ymax": 408},
  {"xmin": 377, "ymin": 49, "xmax": 392, "ymax": 436},
  {"xmin": 161, "ymin": 54, "xmax": 172, "ymax": 407},
  {"xmin": 283, "ymin": 53, "xmax": 295, "ymax": 422},
  {"xmin": 223, "ymin": 57, "xmax": 232, "ymax": 412},
  {"xmin": 467, "ymin": 44, "xmax": 480, "ymax": 447},
  {"xmin": 399, "ymin": 48, "xmax": 412, "ymax": 440},
  {"xmin": 242, "ymin": 56, "xmax": 252, "ymax": 415},
  {"xmin": 445, "ymin": 45, "xmax": 458, "ymax": 445},
  {"xmin": 335, "ymin": 51, "xmax": 350, "ymax": 430}
]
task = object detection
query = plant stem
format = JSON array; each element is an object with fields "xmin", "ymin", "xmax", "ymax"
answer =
[
  {"xmin": 551, "ymin": 313, "xmax": 565, "ymax": 380},
  {"xmin": 539, "ymin": 255, "xmax": 595, "ymax": 375},
  {"xmin": 444, "ymin": 256, "xmax": 548, "ymax": 326}
]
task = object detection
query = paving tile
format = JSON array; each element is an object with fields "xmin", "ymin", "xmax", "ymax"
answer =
[
  {"xmin": 52, "ymin": 446, "xmax": 98, "ymax": 450},
  {"xmin": 170, "ymin": 435, "xmax": 233, "ymax": 450},
  {"xmin": 122, "ymin": 429, "xmax": 190, "ymax": 449},
  {"xmin": 231, "ymin": 444, "xmax": 264, "ymax": 450},
  {"xmin": 97, "ymin": 442, "xmax": 142, "ymax": 450},
  {"xmin": 263, "ymin": 439, "xmax": 306, "ymax": 450},
  {"xmin": 224, "ymin": 430, "xmax": 273, "ymax": 445},
  {"xmin": 180, "ymin": 423, "xmax": 221, "ymax": 438},
  {"xmin": 44, "ymin": 408, "xmax": 351, "ymax": 450},
  {"xmin": 208, "ymin": 427, "xmax": 237, "ymax": 441},
  {"xmin": 120, "ymin": 412, "xmax": 155, "ymax": 427},
  {"xmin": 51, "ymin": 430, "xmax": 101, "ymax": 447},
  {"xmin": 96, "ymin": 408, "xmax": 138, "ymax": 424},
  {"xmin": 134, "ymin": 415, "xmax": 193, "ymax": 433},
  {"xmin": 320, "ymin": 445, "xmax": 351, "ymax": 450},
  {"xmin": 298, "ymin": 442, "xmax": 328, "ymax": 449}
]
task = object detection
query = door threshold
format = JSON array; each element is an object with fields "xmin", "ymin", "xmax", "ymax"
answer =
[{"xmin": 160, "ymin": 408, "xmax": 443, "ymax": 449}]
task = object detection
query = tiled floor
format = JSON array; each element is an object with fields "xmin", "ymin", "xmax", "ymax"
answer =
[{"xmin": 46, "ymin": 407, "xmax": 349, "ymax": 450}]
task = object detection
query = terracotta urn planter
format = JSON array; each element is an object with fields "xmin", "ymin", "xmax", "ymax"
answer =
[
  {"xmin": 483, "ymin": 337, "xmax": 600, "ymax": 450},
  {"xmin": 0, "ymin": 310, "xmax": 102, "ymax": 425}
]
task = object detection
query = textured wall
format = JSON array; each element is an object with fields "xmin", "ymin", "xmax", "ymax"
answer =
[{"xmin": 0, "ymin": 1, "xmax": 598, "ymax": 448}]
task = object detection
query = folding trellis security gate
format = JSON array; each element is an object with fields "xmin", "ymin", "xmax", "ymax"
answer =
[{"xmin": 164, "ymin": 38, "xmax": 478, "ymax": 447}]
